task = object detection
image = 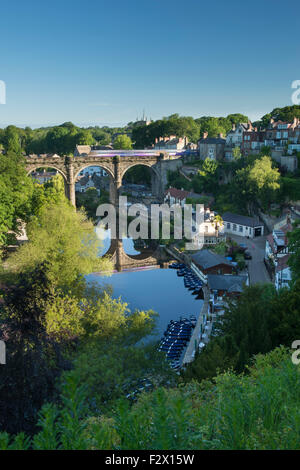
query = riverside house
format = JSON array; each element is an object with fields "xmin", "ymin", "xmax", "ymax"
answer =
[
  {"xmin": 191, "ymin": 249, "xmax": 234, "ymax": 283},
  {"xmin": 222, "ymin": 212, "xmax": 264, "ymax": 238}
]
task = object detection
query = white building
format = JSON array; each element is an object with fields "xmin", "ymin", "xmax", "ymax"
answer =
[
  {"xmin": 265, "ymin": 227, "xmax": 290, "ymax": 262},
  {"xmin": 75, "ymin": 174, "xmax": 100, "ymax": 194},
  {"xmin": 275, "ymin": 255, "xmax": 292, "ymax": 290},
  {"xmin": 192, "ymin": 208, "xmax": 225, "ymax": 247},
  {"xmin": 225, "ymin": 123, "xmax": 253, "ymax": 160},
  {"xmin": 226, "ymin": 123, "xmax": 252, "ymax": 146},
  {"xmin": 164, "ymin": 187, "xmax": 191, "ymax": 207},
  {"xmin": 222, "ymin": 212, "xmax": 264, "ymax": 238}
]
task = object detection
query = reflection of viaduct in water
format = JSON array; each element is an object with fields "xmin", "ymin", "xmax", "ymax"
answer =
[
  {"xmin": 106, "ymin": 238, "xmax": 167, "ymax": 272},
  {"xmin": 24, "ymin": 150, "xmax": 197, "ymax": 206}
]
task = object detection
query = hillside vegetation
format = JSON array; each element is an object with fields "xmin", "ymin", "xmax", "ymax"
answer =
[{"xmin": 0, "ymin": 347, "xmax": 299, "ymax": 450}]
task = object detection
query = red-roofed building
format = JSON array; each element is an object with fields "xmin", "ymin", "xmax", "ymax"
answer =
[{"xmin": 164, "ymin": 187, "xmax": 192, "ymax": 206}]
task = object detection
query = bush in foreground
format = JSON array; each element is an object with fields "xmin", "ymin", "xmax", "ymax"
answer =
[{"xmin": 0, "ymin": 347, "xmax": 299, "ymax": 450}]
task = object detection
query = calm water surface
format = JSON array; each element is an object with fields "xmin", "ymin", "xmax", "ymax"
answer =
[
  {"xmin": 88, "ymin": 230, "xmax": 203, "ymax": 338},
  {"xmin": 87, "ymin": 268, "xmax": 203, "ymax": 339}
]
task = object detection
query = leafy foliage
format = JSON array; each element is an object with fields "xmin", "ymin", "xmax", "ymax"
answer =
[
  {"xmin": 183, "ymin": 282, "xmax": 300, "ymax": 382},
  {"xmin": 113, "ymin": 134, "xmax": 133, "ymax": 150},
  {"xmin": 0, "ymin": 152, "xmax": 34, "ymax": 246},
  {"xmin": 3, "ymin": 202, "xmax": 112, "ymax": 294},
  {"xmin": 76, "ymin": 188, "xmax": 109, "ymax": 221},
  {"xmin": 287, "ymin": 221, "xmax": 300, "ymax": 281},
  {"xmin": 1, "ymin": 348, "xmax": 299, "ymax": 450},
  {"xmin": 0, "ymin": 266, "xmax": 69, "ymax": 434}
]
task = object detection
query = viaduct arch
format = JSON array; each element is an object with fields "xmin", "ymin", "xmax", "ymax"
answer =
[
  {"xmin": 25, "ymin": 150, "xmax": 196, "ymax": 207},
  {"xmin": 104, "ymin": 237, "xmax": 166, "ymax": 272}
]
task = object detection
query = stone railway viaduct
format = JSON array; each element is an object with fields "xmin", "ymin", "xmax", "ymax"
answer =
[
  {"xmin": 25, "ymin": 149, "xmax": 196, "ymax": 271},
  {"xmin": 24, "ymin": 149, "xmax": 197, "ymax": 206}
]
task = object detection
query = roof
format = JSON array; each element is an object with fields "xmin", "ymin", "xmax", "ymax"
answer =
[
  {"xmin": 191, "ymin": 249, "xmax": 232, "ymax": 270},
  {"xmin": 227, "ymin": 123, "xmax": 252, "ymax": 135},
  {"xmin": 164, "ymin": 187, "xmax": 191, "ymax": 200},
  {"xmin": 198, "ymin": 137, "xmax": 226, "ymax": 144},
  {"xmin": 76, "ymin": 175, "xmax": 90, "ymax": 186},
  {"xmin": 267, "ymin": 233, "xmax": 275, "ymax": 252},
  {"xmin": 275, "ymin": 254, "xmax": 290, "ymax": 273},
  {"xmin": 75, "ymin": 145, "xmax": 91, "ymax": 155},
  {"xmin": 92, "ymin": 145, "xmax": 113, "ymax": 150},
  {"xmin": 280, "ymin": 222, "xmax": 293, "ymax": 234},
  {"xmin": 222, "ymin": 212, "xmax": 262, "ymax": 228},
  {"xmin": 207, "ymin": 274, "xmax": 247, "ymax": 292}
]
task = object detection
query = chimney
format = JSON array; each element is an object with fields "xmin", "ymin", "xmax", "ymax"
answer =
[
  {"xmin": 232, "ymin": 123, "xmax": 236, "ymax": 131},
  {"xmin": 292, "ymin": 117, "xmax": 298, "ymax": 129},
  {"xmin": 218, "ymin": 133, "xmax": 224, "ymax": 139},
  {"xmin": 203, "ymin": 131, "xmax": 208, "ymax": 139}
]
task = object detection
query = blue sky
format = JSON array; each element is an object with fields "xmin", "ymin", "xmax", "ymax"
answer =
[{"xmin": 0, "ymin": 0, "xmax": 300, "ymax": 128}]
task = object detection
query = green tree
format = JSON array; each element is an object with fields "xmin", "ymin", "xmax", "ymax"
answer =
[
  {"xmin": 232, "ymin": 146, "xmax": 242, "ymax": 161},
  {"xmin": 262, "ymin": 105, "xmax": 300, "ymax": 125},
  {"xmin": 200, "ymin": 117, "xmax": 227, "ymax": 138},
  {"xmin": 75, "ymin": 187, "xmax": 101, "ymax": 220},
  {"xmin": 0, "ymin": 266, "xmax": 67, "ymax": 435},
  {"xmin": 0, "ymin": 152, "xmax": 34, "ymax": 246},
  {"xmin": 234, "ymin": 156, "xmax": 280, "ymax": 213},
  {"xmin": 268, "ymin": 279, "xmax": 300, "ymax": 346},
  {"xmin": 113, "ymin": 135, "xmax": 132, "ymax": 150},
  {"xmin": 287, "ymin": 220, "xmax": 300, "ymax": 281},
  {"xmin": 194, "ymin": 158, "xmax": 219, "ymax": 192},
  {"xmin": 2, "ymin": 347, "xmax": 300, "ymax": 450},
  {"xmin": 227, "ymin": 113, "xmax": 249, "ymax": 126},
  {"xmin": 3, "ymin": 202, "xmax": 112, "ymax": 294},
  {"xmin": 75, "ymin": 130, "xmax": 95, "ymax": 146},
  {"xmin": 184, "ymin": 284, "xmax": 275, "ymax": 380},
  {"xmin": 4, "ymin": 126, "xmax": 22, "ymax": 154},
  {"xmin": 248, "ymin": 156, "xmax": 280, "ymax": 209}
]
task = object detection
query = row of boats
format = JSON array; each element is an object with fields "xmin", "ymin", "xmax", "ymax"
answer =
[
  {"xmin": 169, "ymin": 262, "xmax": 204, "ymax": 299},
  {"xmin": 158, "ymin": 316, "xmax": 196, "ymax": 370}
]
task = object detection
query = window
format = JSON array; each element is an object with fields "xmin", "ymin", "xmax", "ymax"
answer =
[
  {"xmin": 227, "ymin": 223, "xmax": 231, "ymax": 229},
  {"xmin": 239, "ymin": 225, "xmax": 243, "ymax": 232},
  {"xmin": 233, "ymin": 224, "xmax": 237, "ymax": 231}
]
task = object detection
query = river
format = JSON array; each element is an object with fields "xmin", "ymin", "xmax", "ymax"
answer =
[{"xmin": 86, "ymin": 229, "xmax": 203, "ymax": 339}]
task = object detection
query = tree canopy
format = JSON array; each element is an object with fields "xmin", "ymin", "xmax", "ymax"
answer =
[
  {"xmin": 3, "ymin": 201, "xmax": 112, "ymax": 294},
  {"xmin": 113, "ymin": 134, "xmax": 133, "ymax": 150}
]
